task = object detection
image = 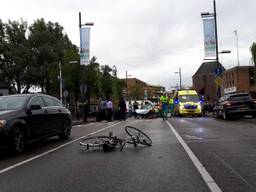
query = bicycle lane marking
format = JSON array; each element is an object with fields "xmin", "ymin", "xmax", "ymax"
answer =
[
  {"xmin": 166, "ymin": 121, "xmax": 222, "ymax": 192},
  {"xmin": 0, "ymin": 122, "xmax": 122, "ymax": 175}
]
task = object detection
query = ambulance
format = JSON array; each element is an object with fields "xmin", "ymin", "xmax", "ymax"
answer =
[{"xmin": 173, "ymin": 89, "xmax": 202, "ymax": 116}]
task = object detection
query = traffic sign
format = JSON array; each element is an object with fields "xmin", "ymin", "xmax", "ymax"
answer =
[
  {"xmin": 214, "ymin": 67, "xmax": 223, "ymax": 76},
  {"xmin": 215, "ymin": 76, "xmax": 223, "ymax": 86}
]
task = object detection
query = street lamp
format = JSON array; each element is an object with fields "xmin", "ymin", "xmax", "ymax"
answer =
[
  {"xmin": 201, "ymin": 0, "xmax": 231, "ymax": 99},
  {"xmin": 175, "ymin": 68, "xmax": 181, "ymax": 90},
  {"xmin": 59, "ymin": 62, "xmax": 63, "ymax": 103},
  {"xmin": 234, "ymin": 30, "xmax": 240, "ymax": 67},
  {"xmin": 79, "ymin": 12, "xmax": 94, "ymax": 122}
]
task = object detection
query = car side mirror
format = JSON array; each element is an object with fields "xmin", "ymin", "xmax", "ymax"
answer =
[{"xmin": 30, "ymin": 105, "xmax": 42, "ymax": 110}]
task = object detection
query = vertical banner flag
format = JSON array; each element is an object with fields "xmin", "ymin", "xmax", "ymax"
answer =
[
  {"xmin": 80, "ymin": 27, "xmax": 90, "ymax": 65},
  {"xmin": 202, "ymin": 17, "xmax": 216, "ymax": 58}
]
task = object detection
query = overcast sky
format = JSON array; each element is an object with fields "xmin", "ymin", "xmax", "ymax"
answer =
[{"xmin": 1, "ymin": 0, "xmax": 256, "ymax": 90}]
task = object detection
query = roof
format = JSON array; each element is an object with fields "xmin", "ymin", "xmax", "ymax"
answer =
[
  {"xmin": 223, "ymin": 66, "xmax": 254, "ymax": 73},
  {"xmin": 178, "ymin": 90, "xmax": 198, "ymax": 95},
  {"xmin": 193, "ymin": 61, "xmax": 225, "ymax": 77}
]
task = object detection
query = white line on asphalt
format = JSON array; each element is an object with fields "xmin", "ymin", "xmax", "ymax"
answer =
[
  {"xmin": 0, "ymin": 122, "xmax": 122, "ymax": 175},
  {"xmin": 166, "ymin": 121, "xmax": 223, "ymax": 192}
]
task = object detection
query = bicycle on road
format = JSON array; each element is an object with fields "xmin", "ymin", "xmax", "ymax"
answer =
[{"xmin": 79, "ymin": 126, "xmax": 152, "ymax": 152}]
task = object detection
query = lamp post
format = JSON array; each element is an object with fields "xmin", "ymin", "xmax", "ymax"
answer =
[
  {"xmin": 79, "ymin": 12, "xmax": 94, "ymax": 122},
  {"xmin": 175, "ymin": 68, "xmax": 181, "ymax": 90},
  {"xmin": 201, "ymin": 0, "xmax": 231, "ymax": 99},
  {"xmin": 234, "ymin": 30, "xmax": 240, "ymax": 67},
  {"xmin": 59, "ymin": 62, "xmax": 63, "ymax": 104}
]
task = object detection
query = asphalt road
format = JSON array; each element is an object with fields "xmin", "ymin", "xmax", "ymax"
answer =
[{"xmin": 0, "ymin": 116, "xmax": 256, "ymax": 192}]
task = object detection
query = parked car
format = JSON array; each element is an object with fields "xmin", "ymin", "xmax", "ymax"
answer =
[
  {"xmin": 213, "ymin": 92, "xmax": 256, "ymax": 120},
  {"xmin": 0, "ymin": 94, "xmax": 72, "ymax": 154}
]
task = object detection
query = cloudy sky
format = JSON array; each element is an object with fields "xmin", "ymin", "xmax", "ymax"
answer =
[{"xmin": 1, "ymin": 0, "xmax": 256, "ymax": 90}]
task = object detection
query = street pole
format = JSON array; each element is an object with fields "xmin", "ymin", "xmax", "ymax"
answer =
[
  {"xmin": 126, "ymin": 70, "xmax": 128, "ymax": 99},
  {"xmin": 59, "ymin": 62, "xmax": 63, "ymax": 104},
  {"xmin": 179, "ymin": 68, "xmax": 181, "ymax": 90},
  {"xmin": 234, "ymin": 30, "xmax": 240, "ymax": 67},
  {"xmin": 213, "ymin": 0, "xmax": 219, "ymax": 64},
  {"xmin": 213, "ymin": 0, "xmax": 221, "ymax": 99}
]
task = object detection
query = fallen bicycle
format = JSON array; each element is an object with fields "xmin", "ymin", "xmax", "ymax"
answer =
[{"xmin": 79, "ymin": 126, "xmax": 152, "ymax": 152}]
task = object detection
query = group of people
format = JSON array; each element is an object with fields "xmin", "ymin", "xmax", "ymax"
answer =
[
  {"xmin": 98, "ymin": 92, "xmax": 174, "ymax": 122},
  {"xmin": 160, "ymin": 92, "xmax": 174, "ymax": 120},
  {"xmin": 99, "ymin": 96, "xmax": 127, "ymax": 122}
]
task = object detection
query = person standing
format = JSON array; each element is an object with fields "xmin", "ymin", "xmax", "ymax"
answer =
[
  {"xmin": 128, "ymin": 101, "xmax": 133, "ymax": 117},
  {"xmin": 133, "ymin": 100, "xmax": 139, "ymax": 119},
  {"xmin": 169, "ymin": 96, "xmax": 174, "ymax": 117},
  {"xmin": 106, "ymin": 97, "xmax": 113, "ymax": 121},
  {"xmin": 160, "ymin": 92, "xmax": 168, "ymax": 120},
  {"xmin": 118, "ymin": 97, "xmax": 127, "ymax": 120}
]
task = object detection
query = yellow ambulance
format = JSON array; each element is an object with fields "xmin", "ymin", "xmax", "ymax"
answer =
[{"xmin": 173, "ymin": 89, "xmax": 202, "ymax": 117}]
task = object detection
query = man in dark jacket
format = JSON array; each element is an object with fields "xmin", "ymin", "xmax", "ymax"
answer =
[{"xmin": 118, "ymin": 97, "xmax": 126, "ymax": 120}]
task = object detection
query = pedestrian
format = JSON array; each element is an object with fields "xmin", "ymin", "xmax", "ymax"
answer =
[
  {"xmin": 160, "ymin": 92, "xmax": 168, "ymax": 120},
  {"xmin": 118, "ymin": 97, "xmax": 127, "ymax": 120},
  {"xmin": 169, "ymin": 96, "xmax": 174, "ymax": 117},
  {"xmin": 128, "ymin": 101, "xmax": 133, "ymax": 117},
  {"xmin": 106, "ymin": 96, "xmax": 113, "ymax": 121},
  {"xmin": 133, "ymin": 100, "xmax": 139, "ymax": 119}
]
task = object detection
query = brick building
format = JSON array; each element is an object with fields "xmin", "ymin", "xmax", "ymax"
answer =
[
  {"xmin": 192, "ymin": 61, "xmax": 225, "ymax": 103},
  {"xmin": 221, "ymin": 66, "xmax": 256, "ymax": 98},
  {"xmin": 123, "ymin": 78, "xmax": 165, "ymax": 100}
]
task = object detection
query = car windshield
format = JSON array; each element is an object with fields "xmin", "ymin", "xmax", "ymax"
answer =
[
  {"xmin": 178, "ymin": 95, "xmax": 200, "ymax": 103},
  {"xmin": 0, "ymin": 96, "xmax": 27, "ymax": 111},
  {"xmin": 229, "ymin": 94, "xmax": 252, "ymax": 101}
]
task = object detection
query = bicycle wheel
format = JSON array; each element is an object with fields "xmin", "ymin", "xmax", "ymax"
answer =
[
  {"xmin": 125, "ymin": 126, "xmax": 152, "ymax": 146},
  {"xmin": 79, "ymin": 136, "xmax": 114, "ymax": 150}
]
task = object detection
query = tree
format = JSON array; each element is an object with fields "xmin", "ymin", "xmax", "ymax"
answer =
[
  {"xmin": 28, "ymin": 18, "xmax": 76, "ymax": 94},
  {"xmin": 0, "ymin": 19, "xmax": 30, "ymax": 93},
  {"xmin": 100, "ymin": 64, "xmax": 113, "ymax": 98},
  {"xmin": 250, "ymin": 42, "xmax": 256, "ymax": 84}
]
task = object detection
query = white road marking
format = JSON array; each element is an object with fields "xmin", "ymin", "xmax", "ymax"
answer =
[
  {"xmin": 0, "ymin": 122, "xmax": 121, "ymax": 175},
  {"xmin": 166, "ymin": 121, "xmax": 222, "ymax": 192}
]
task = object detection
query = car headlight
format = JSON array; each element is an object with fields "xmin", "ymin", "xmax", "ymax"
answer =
[
  {"xmin": 179, "ymin": 105, "xmax": 184, "ymax": 109},
  {"xmin": 0, "ymin": 120, "xmax": 6, "ymax": 129},
  {"xmin": 198, "ymin": 105, "xmax": 201, "ymax": 109}
]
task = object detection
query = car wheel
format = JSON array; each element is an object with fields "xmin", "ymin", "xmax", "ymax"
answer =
[
  {"xmin": 9, "ymin": 126, "xmax": 26, "ymax": 154},
  {"xmin": 58, "ymin": 119, "xmax": 71, "ymax": 140}
]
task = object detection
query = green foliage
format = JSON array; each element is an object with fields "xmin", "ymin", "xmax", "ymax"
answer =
[
  {"xmin": 0, "ymin": 17, "xmax": 125, "ymax": 105},
  {"xmin": 251, "ymin": 42, "xmax": 256, "ymax": 66},
  {"xmin": 251, "ymin": 42, "xmax": 256, "ymax": 84},
  {"xmin": 0, "ymin": 19, "xmax": 29, "ymax": 93}
]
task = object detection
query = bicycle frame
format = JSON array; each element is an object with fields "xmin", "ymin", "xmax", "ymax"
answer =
[{"xmin": 79, "ymin": 126, "xmax": 152, "ymax": 152}]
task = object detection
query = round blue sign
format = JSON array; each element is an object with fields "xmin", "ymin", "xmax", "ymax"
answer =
[{"xmin": 214, "ymin": 67, "xmax": 223, "ymax": 76}]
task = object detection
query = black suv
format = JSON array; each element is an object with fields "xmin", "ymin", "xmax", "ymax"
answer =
[
  {"xmin": 0, "ymin": 94, "xmax": 72, "ymax": 153},
  {"xmin": 213, "ymin": 92, "xmax": 256, "ymax": 120}
]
